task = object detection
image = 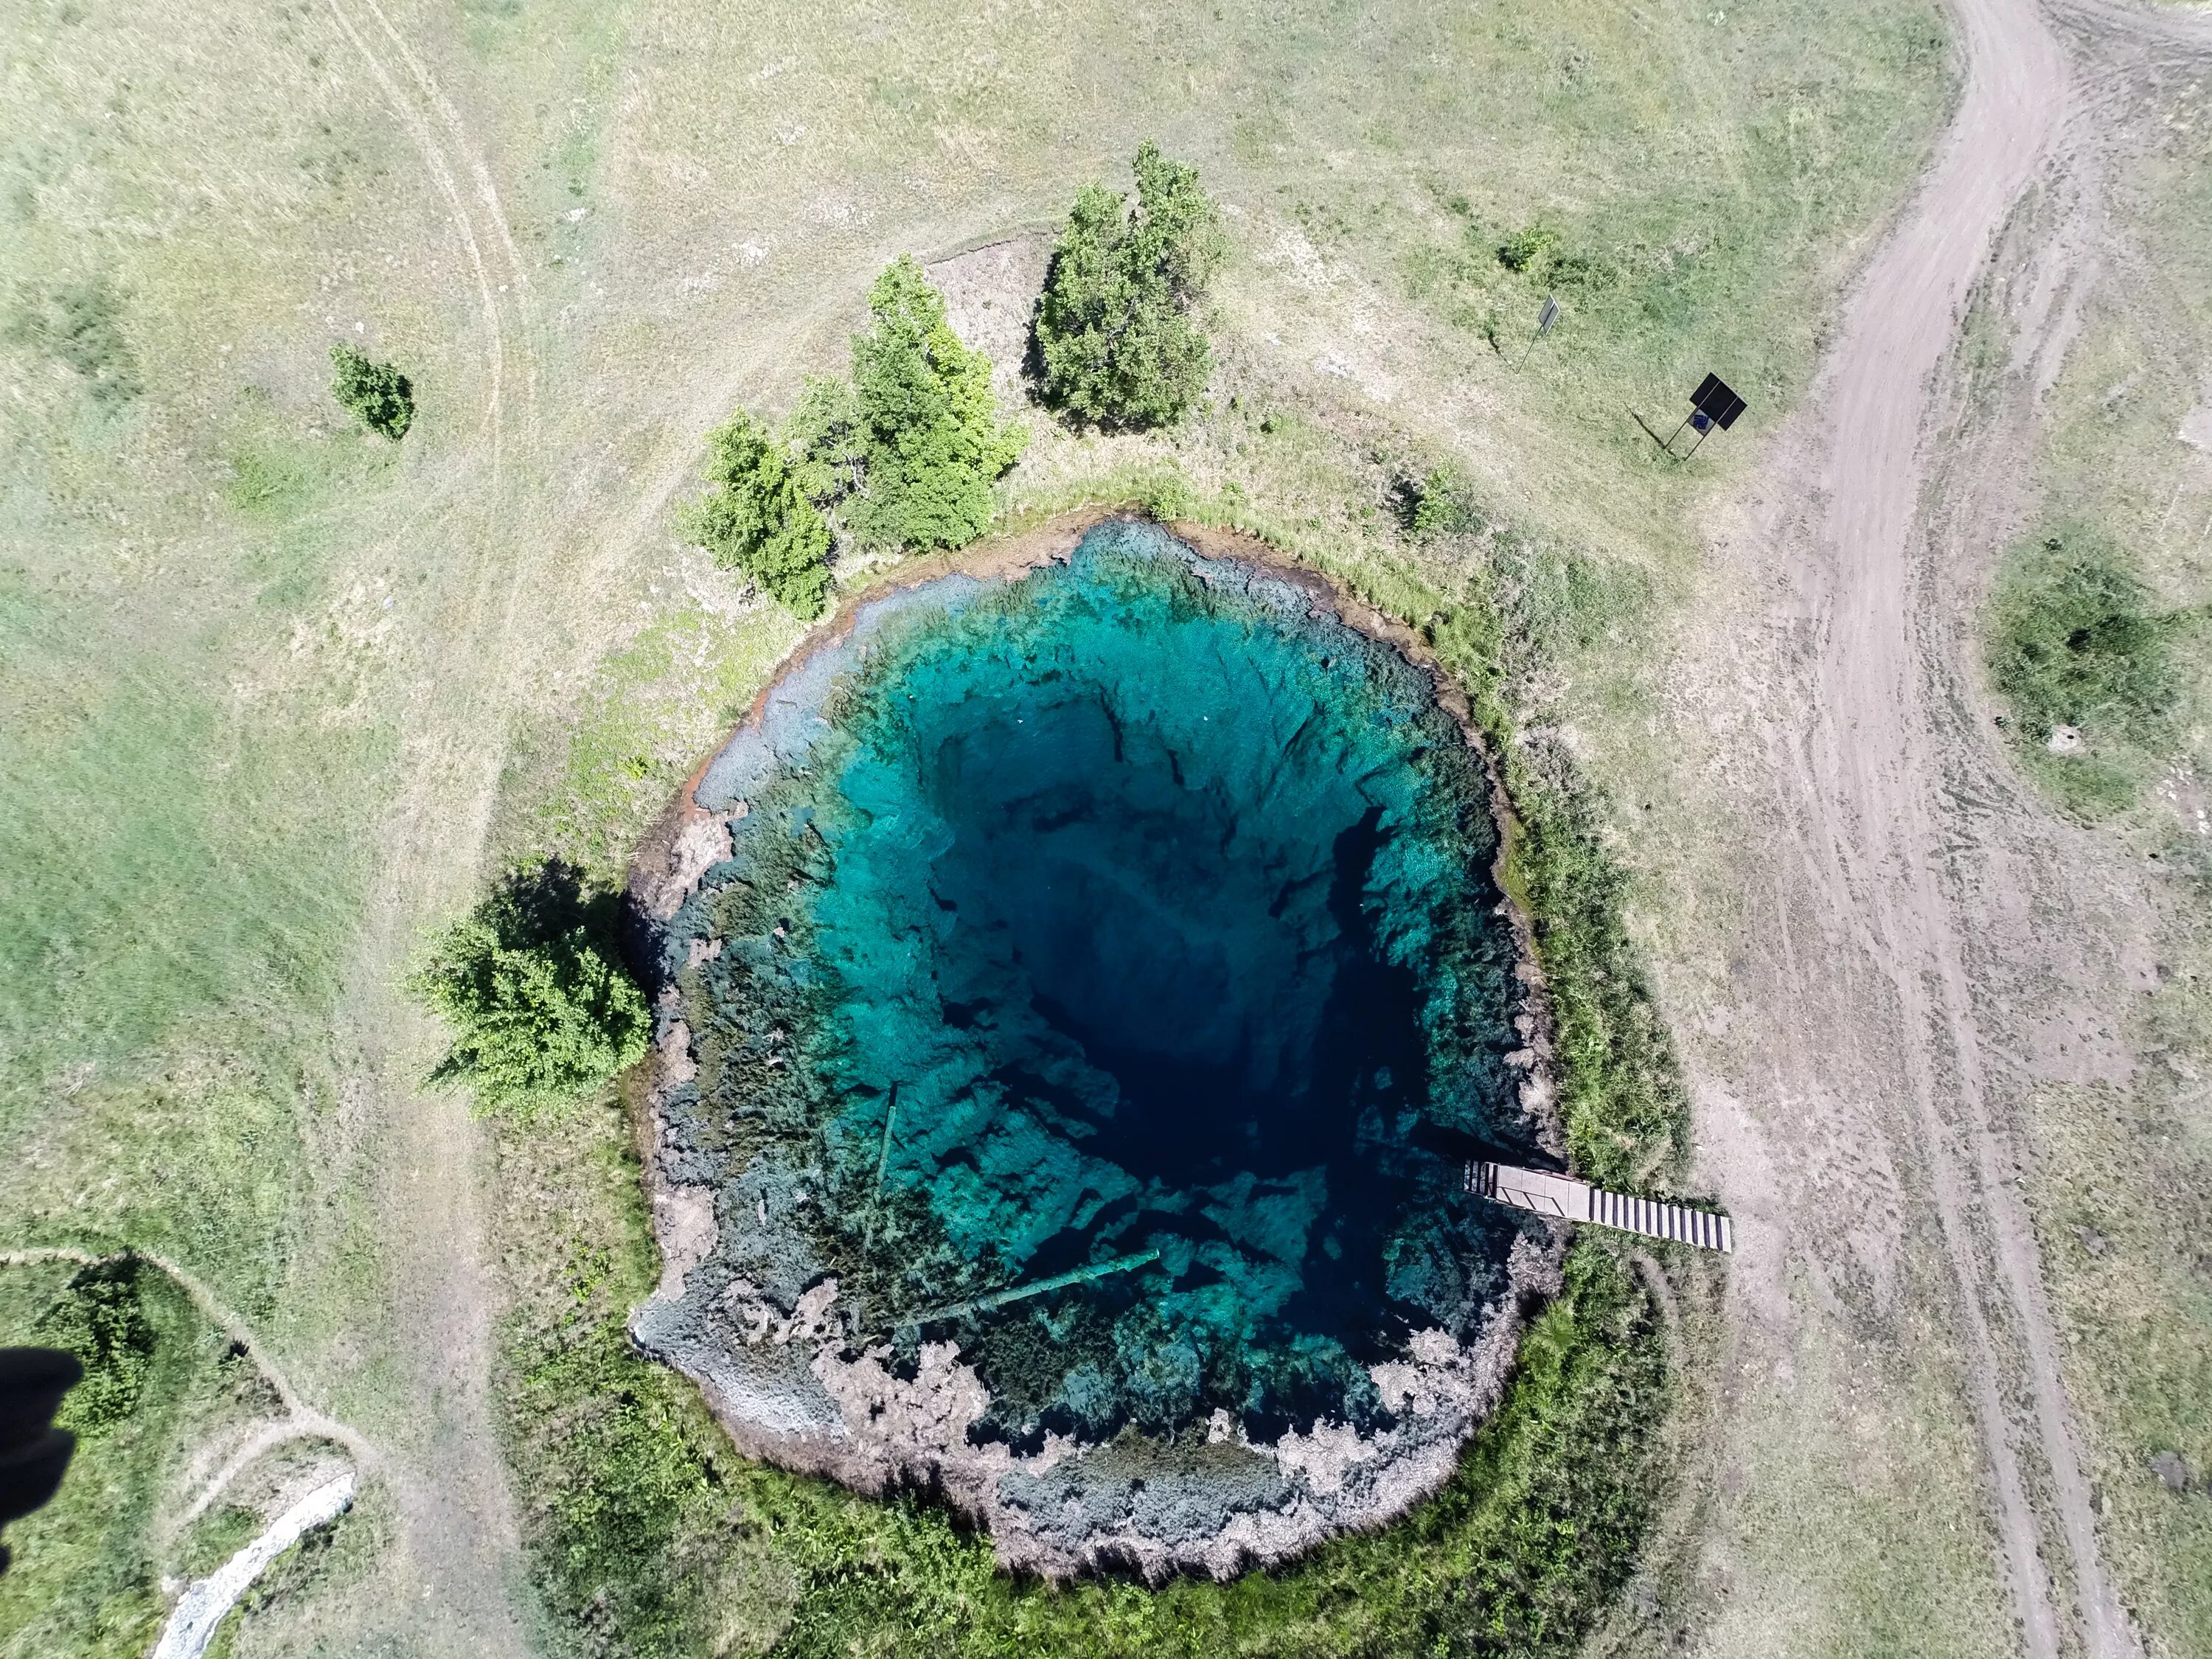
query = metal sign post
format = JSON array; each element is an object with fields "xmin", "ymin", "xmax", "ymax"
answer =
[
  {"xmin": 1657, "ymin": 372, "xmax": 1747, "ymax": 457},
  {"xmin": 1517, "ymin": 295, "xmax": 1562, "ymax": 369}
]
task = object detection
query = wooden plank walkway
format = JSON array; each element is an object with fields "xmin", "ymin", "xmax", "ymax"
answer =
[{"xmin": 1466, "ymin": 1161, "xmax": 1733, "ymax": 1254}]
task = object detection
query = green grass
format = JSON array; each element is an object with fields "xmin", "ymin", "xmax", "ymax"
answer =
[
  {"xmin": 503, "ymin": 1235, "xmax": 797, "ymax": 1658},
  {"xmin": 0, "ymin": 679, "xmax": 353, "ymax": 1324},
  {"xmin": 0, "ymin": 0, "xmax": 1958, "ymax": 1646},
  {"xmin": 212, "ymin": 1489, "xmax": 375, "ymax": 1651},
  {"xmin": 0, "ymin": 1259, "xmax": 240, "ymax": 1658},
  {"xmin": 1382, "ymin": 0, "xmax": 1949, "ymax": 445},
  {"xmin": 1986, "ymin": 525, "xmax": 2193, "ymax": 815},
  {"xmin": 176, "ymin": 1503, "xmax": 262, "ymax": 1582},
  {"xmin": 756, "ymin": 1242, "xmax": 1663, "ymax": 1659},
  {"xmin": 503, "ymin": 577, "xmax": 805, "ymax": 886},
  {"xmin": 498, "ymin": 1107, "xmax": 1671, "ymax": 1659},
  {"xmin": 2026, "ymin": 1051, "xmax": 2212, "ymax": 1659},
  {"xmin": 4, "ymin": 275, "xmax": 142, "ymax": 408},
  {"xmin": 0, "ymin": 599, "xmax": 382, "ymax": 1081},
  {"xmin": 0, "ymin": 568, "xmax": 372, "ymax": 1315},
  {"xmin": 222, "ymin": 385, "xmax": 400, "ymax": 519}
]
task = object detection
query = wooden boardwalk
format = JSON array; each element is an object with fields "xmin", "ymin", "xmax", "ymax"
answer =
[{"xmin": 1466, "ymin": 1161, "xmax": 1733, "ymax": 1254}]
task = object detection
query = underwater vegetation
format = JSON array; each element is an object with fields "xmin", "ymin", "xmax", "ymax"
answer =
[{"xmin": 636, "ymin": 518, "xmax": 1556, "ymax": 1569}]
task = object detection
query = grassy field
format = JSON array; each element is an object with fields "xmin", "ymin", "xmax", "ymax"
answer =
[
  {"xmin": 0, "ymin": 0, "xmax": 1966, "ymax": 1651},
  {"xmin": 0, "ymin": 1255, "xmax": 331, "ymax": 1658}
]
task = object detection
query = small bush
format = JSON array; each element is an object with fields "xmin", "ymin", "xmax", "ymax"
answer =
[
  {"xmin": 1034, "ymin": 141, "xmax": 1226, "ymax": 431},
  {"xmin": 1496, "ymin": 223, "xmax": 1557, "ymax": 274},
  {"xmin": 1394, "ymin": 462, "xmax": 1485, "ymax": 538},
  {"xmin": 328, "ymin": 342, "xmax": 414, "ymax": 440},
  {"xmin": 7, "ymin": 276, "xmax": 141, "ymax": 406},
  {"xmin": 410, "ymin": 860, "xmax": 649, "ymax": 1116},
  {"xmin": 1133, "ymin": 465, "xmax": 1198, "ymax": 523},
  {"xmin": 1989, "ymin": 530, "xmax": 2177, "ymax": 746},
  {"xmin": 35, "ymin": 1259, "xmax": 157, "ymax": 1436},
  {"xmin": 852, "ymin": 255, "xmax": 1026, "ymax": 552},
  {"xmin": 683, "ymin": 409, "xmax": 834, "ymax": 619}
]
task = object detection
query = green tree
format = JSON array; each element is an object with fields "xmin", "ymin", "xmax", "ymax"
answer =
[
  {"xmin": 785, "ymin": 373, "xmax": 866, "ymax": 509},
  {"xmin": 328, "ymin": 342, "xmax": 414, "ymax": 440},
  {"xmin": 684, "ymin": 409, "xmax": 834, "ymax": 620},
  {"xmin": 411, "ymin": 861, "xmax": 649, "ymax": 1117},
  {"xmin": 1034, "ymin": 141, "xmax": 1225, "ymax": 430},
  {"xmin": 851, "ymin": 254, "xmax": 1025, "ymax": 551}
]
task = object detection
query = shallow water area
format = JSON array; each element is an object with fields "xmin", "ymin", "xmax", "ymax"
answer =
[{"xmin": 634, "ymin": 518, "xmax": 1551, "ymax": 1574}]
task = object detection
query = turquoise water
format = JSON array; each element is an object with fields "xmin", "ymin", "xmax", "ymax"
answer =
[{"xmin": 670, "ymin": 520, "xmax": 1533, "ymax": 1444}]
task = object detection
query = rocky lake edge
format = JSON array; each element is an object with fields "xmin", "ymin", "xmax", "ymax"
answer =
[{"xmin": 619, "ymin": 507, "xmax": 1573, "ymax": 1580}]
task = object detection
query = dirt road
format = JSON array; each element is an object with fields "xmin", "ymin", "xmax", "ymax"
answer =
[
  {"xmin": 1686, "ymin": 0, "xmax": 2211, "ymax": 1655},
  {"xmin": 1792, "ymin": 0, "xmax": 2094, "ymax": 1653}
]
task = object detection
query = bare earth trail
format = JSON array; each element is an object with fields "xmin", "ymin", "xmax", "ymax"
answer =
[
  {"xmin": 297, "ymin": 3, "xmax": 545, "ymax": 1652},
  {"xmin": 1793, "ymin": 0, "xmax": 2086, "ymax": 1652},
  {"xmin": 1687, "ymin": 0, "xmax": 2212, "ymax": 1655},
  {"xmin": 282, "ymin": 6, "xmax": 879, "ymax": 1649}
]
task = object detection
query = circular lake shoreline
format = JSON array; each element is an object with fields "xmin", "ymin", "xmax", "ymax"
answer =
[{"xmin": 626, "ymin": 510, "xmax": 1566, "ymax": 1581}]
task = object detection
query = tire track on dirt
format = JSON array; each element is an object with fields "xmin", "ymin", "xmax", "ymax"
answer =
[
  {"xmin": 319, "ymin": 4, "xmax": 546, "ymax": 1651},
  {"xmin": 1789, "ymin": 1, "xmax": 2080, "ymax": 1647},
  {"xmin": 357, "ymin": 0, "xmax": 540, "ymax": 437},
  {"xmin": 1728, "ymin": 0, "xmax": 2208, "ymax": 1654},
  {"xmin": 334, "ymin": 0, "xmax": 545, "ymax": 773},
  {"xmin": 324, "ymin": 0, "xmax": 504, "ymax": 489}
]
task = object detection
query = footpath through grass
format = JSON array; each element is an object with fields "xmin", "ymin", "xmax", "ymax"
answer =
[{"xmin": 0, "ymin": 1259, "xmax": 248, "ymax": 1656}]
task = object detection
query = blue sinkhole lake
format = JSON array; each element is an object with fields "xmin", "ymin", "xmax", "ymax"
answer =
[{"xmin": 671, "ymin": 520, "xmax": 1536, "ymax": 1446}]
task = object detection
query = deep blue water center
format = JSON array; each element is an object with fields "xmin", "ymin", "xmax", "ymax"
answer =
[{"xmin": 681, "ymin": 521, "xmax": 1531, "ymax": 1444}]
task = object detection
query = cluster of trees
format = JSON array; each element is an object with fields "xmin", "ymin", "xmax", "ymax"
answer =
[
  {"xmin": 417, "ymin": 147, "xmax": 1231, "ymax": 1107},
  {"xmin": 684, "ymin": 256, "xmax": 1026, "ymax": 620},
  {"xmin": 1032, "ymin": 140, "xmax": 1225, "ymax": 431},
  {"xmin": 691, "ymin": 144, "xmax": 1225, "ymax": 619}
]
